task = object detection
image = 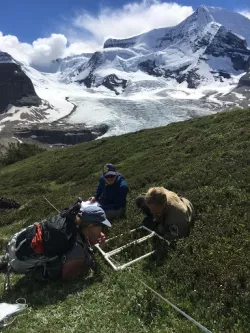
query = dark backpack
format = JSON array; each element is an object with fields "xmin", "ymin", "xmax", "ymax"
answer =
[{"xmin": 41, "ymin": 198, "xmax": 83, "ymax": 257}]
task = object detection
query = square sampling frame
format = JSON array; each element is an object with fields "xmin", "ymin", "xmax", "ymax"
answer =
[{"xmin": 95, "ymin": 225, "xmax": 170, "ymax": 271}]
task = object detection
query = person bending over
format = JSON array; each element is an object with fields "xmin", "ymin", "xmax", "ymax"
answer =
[{"xmin": 136, "ymin": 187, "xmax": 195, "ymax": 240}]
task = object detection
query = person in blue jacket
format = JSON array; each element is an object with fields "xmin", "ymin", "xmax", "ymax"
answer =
[{"xmin": 89, "ymin": 163, "xmax": 129, "ymax": 221}]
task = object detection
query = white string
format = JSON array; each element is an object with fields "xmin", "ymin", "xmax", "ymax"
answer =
[
  {"xmin": 43, "ymin": 196, "xmax": 60, "ymax": 213},
  {"xmin": 130, "ymin": 272, "xmax": 212, "ymax": 333},
  {"xmin": 110, "ymin": 258, "xmax": 212, "ymax": 333}
]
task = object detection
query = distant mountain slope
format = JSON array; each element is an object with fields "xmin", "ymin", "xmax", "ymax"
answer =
[{"xmin": 0, "ymin": 52, "xmax": 41, "ymax": 113}]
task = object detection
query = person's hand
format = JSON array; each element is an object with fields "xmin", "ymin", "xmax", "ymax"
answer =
[
  {"xmin": 97, "ymin": 232, "xmax": 106, "ymax": 247},
  {"xmin": 89, "ymin": 197, "xmax": 96, "ymax": 203}
]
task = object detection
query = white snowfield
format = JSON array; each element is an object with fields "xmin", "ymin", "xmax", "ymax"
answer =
[
  {"xmin": 1, "ymin": 6, "xmax": 250, "ymax": 137},
  {"xmin": 0, "ymin": 67, "xmax": 225, "ymax": 136}
]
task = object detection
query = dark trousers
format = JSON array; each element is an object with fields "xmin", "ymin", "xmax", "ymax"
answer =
[
  {"xmin": 98, "ymin": 198, "xmax": 126, "ymax": 221},
  {"xmin": 142, "ymin": 216, "xmax": 155, "ymax": 231},
  {"xmin": 105, "ymin": 208, "xmax": 126, "ymax": 221}
]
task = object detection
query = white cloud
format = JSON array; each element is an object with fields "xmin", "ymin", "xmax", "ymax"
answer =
[
  {"xmin": 0, "ymin": 31, "xmax": 32, "ymax": 64},
  {"xmin": 0, "ymin": 32, "xmax": 67, "ymax": 66},
  {"xmin": 64, "ymin": 41, "xmax": 101, "ymax": 57},
  {"xmin": 238, "ymin": 10, "xmax": 250, "ymax": 20},
  {"xmin": 0, "ymin": 1, "xmax": 193, "ymax": 67},
  {"xmin": 30, "ymin": 34, "xmax": 67, "ymax": 65},
  {"xmin": 74, "ymin": 0, "xmax": 193, "ymax": 43}
]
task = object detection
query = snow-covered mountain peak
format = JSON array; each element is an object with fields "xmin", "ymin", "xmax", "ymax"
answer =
[
  {"xmin": 48, "ymin": 4, "xmax": 250, "ymax": 94},
  {"xmin": 104, "ymin": 5, "xmax": 250, "ymax": 51},
  {"xmin": 103, "ymin": 6, "xmax": 221, "ymax": 53},
  {"xmin": 186, "ymin": 5, "xmax": 214, "ymax": 26},
  {"xmin": 202, "ymin": 5, "xmax": 250, "ymax": 45}
]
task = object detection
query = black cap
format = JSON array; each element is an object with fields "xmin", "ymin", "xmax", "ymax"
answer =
[{"xmin": 103, "ymin": 163, "xmax": 117, "ymax": 177}]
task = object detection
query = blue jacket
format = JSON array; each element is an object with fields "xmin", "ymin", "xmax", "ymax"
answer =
[{"xmin": 95, "ymin": 174, "xmax": 129, "ymax": 210}]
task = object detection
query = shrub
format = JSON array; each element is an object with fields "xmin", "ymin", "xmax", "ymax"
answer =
[{"xmin": 0, "ymin": 142, "xmax": 45, "ymax": 166}]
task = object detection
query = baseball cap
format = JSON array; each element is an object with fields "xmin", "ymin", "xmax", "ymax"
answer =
[
  {"xmin": 103, "ymin": 163, "xmax": 117, "ymax": 177},
  {"xmin": 80, "ymin": 205, "xmax": 111, "ymax": 227}
]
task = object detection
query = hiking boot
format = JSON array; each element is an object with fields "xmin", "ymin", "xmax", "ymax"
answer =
[
  {"xmin": 0, "ymin": 253, "xmax": 9, "ymax": 270},
  {"xmin": 91, "ymin": 260, "xmax": 100, "ymax": 275}
]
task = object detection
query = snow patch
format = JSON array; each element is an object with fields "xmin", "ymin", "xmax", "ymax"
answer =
[
  {"xmin": 231, "ymin": 92, "xmax": 246, "ymax": 100},
  {"xmin": 12, "ymin": 137, "xmax": 23, "ymax": 143}
]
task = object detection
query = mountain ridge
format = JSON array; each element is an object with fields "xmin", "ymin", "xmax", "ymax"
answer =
[{"xmin": 66, "ymin": 6, "xmax": 250, "ymax": 91}]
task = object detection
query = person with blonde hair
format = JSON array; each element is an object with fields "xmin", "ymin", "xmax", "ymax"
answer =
[{"xmin": 135, "ymin": 187, "xmax": 195, "ymax": 240}]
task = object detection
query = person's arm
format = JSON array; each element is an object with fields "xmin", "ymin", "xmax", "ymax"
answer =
[
  {"xmin": 101, "ymin": 184, "xmax": 128, "ymax": 210},
  {"xmin": 160, "ymin": 214, "xmax": 190, "ymax": 240},
  {"xmin": 62, "ymin": 259, "xmax": 87, "ymax": 280},
  {"xmin": 160, "ymin": 224, "xmax": 179, "ymax": 240}
]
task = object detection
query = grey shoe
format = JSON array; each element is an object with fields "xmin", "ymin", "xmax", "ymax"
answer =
[{"xmin": 0, "ymin": 253, "xmax": 9, "ymax": 270}]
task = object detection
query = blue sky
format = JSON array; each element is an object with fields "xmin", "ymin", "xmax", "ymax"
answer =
[
  {"xmin": 0, "ymin": 0, "xmax": 250, "ymax": 67},
  {"xmin": 1, "ymin": 0, "xmax": 249, "ymax": 42}
]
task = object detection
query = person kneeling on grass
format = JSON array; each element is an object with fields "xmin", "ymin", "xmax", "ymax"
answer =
[
  {"xmin": 89, "ymin": 163, "xmax": 129, "ymax": 221},
  {"xmin": 135, "ymin": 187, "xmax": 195, "ymax": 240},
  {"xmin": 0, "ymin": 202, "xmax": 111, "ymax": 282}
]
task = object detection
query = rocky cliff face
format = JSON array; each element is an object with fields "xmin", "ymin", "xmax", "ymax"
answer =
[
  {"xmin": 0, "ymin": 52, "xmax": 41, "ymax": 113},
  {"xmin": 13, "ymin": 123, "xmax": 109, "ymax": 146},
  {"xmin": 205, "ymin": 27, "xmax": 250, "ymax": 71},
  {"xmin": 75, "ymin": 52, "xmax": 127, "ymax": 94},
  {"xmin": 238, "ymin": 72, "xmax": 250, "ymax": 87}
]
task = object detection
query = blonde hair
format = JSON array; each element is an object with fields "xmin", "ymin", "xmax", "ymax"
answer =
[{"xmin": 145, "ymin": 187, "xmax": 185, "ymax": 210}]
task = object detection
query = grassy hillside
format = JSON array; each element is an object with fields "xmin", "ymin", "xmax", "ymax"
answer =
[{"xmin": 0, "ymin": 109, "xmax": 250, "ymax": 333}]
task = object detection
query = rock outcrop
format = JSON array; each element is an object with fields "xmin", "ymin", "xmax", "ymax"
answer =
[
  {"xmin": 13, "ymin": 123, "xmax": 109, "ymax": 146},
  {"xmin": 0, "ymin": 52, "xmax": 41, "ymax": 113},
  {"xmin": 0, "ymin": 197, "xmax": 20, "ymax": 210},
  {"xmin": 238, "ymin": 72, "xmax": 250, "ymax": 87}
]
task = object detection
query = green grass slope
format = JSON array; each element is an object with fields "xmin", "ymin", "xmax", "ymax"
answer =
[{"xmin": 0, "ymin": 109, "xmax": 250, "ymax": 333}]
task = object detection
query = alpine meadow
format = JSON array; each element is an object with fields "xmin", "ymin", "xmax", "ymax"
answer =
[{"xmin": 0, "ymin": 108, "xmax": 250, "ymax": 333}]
